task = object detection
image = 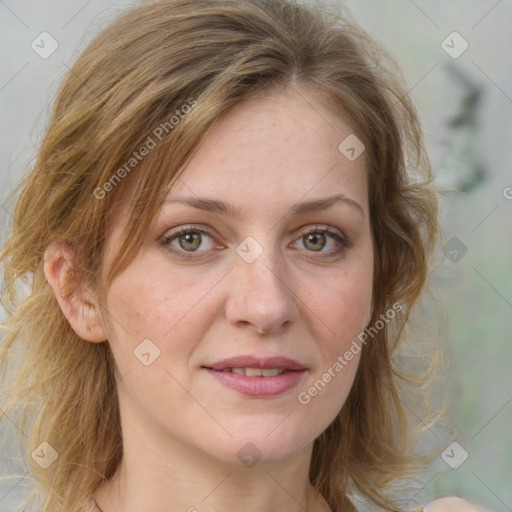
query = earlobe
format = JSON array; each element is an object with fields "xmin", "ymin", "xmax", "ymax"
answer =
[{"xmin": 43, "ymin": 242, "xmax": 107, "ymax": 343}]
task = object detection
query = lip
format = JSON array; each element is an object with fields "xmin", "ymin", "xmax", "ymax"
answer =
[
  {"xmin": 204, "ymin": 368, "xmax": 307, "ymax": 397},
  {"xmin": 204, "ymin": 356, "xmax": 306, "ymax": 371},
  {"xmin": 202, "ymin": 356, "xmax": 308, "ymax": 397},
  {"xmin": 202, "ymin": 355, "xmax": 307, "ymax": 397}
]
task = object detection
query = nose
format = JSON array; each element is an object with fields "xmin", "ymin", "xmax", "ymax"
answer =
[{"xmin": 225, "ymin": 243, "xmax": 298, "ymax": 335}]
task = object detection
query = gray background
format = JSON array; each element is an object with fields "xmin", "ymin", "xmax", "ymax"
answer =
[{"xmin": 1, "ymin": 0, "xmax": 511, "ymax": 510}]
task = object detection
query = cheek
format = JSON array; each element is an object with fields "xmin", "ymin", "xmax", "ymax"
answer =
[
  {"xmin": 100, "ymin": 266, "xmax": 219, "ymax": 417},
  {"xmin": 106, "ymin": 251, "xmax": 215, "ymax": 330},
  {"xmin": 101, "ymin": 258, "xmax": 220, "ymax": 370},
  {"xmin": 301, "ymin": 258, "xmax": 372, "ymax": 414},
  {"xmin": 312, "ymin": 269, "xmax": 373, "ymax": 353}
]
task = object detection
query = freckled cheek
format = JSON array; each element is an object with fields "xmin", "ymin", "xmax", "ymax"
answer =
[
  {"xmin": 104, "ymin": 275, "xmax": 213, "ymax": 372},
  {"xmin": 106, "ymin": 277, "xmax": 176, "ymax": 331}
]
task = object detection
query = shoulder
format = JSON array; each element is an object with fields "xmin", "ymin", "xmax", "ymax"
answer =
[{"xmin": 419, "ymin": 497, "xmax": 493, "ymax": 512}]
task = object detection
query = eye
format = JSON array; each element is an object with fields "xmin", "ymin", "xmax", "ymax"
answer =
[
  {"xmin": 160, "ymin": 225, "xmax": 217, "ymax": 259},
  {"xmin": 292, "ymin": 226, "xmax": 350, "ymax": 258},
  {"xmin": 160, "ymin": 224, "xmax": 351, "ymax": 260}
]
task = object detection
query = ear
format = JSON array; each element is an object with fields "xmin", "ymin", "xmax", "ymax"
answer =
[{"xmin": 43, "ymin": 242, "xmax": 107, "ymax": 342}]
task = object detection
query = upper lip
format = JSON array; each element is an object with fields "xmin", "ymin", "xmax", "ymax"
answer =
[{"xmin": 204, "ymin": 356, "xmax": 306, "ymax": 371}]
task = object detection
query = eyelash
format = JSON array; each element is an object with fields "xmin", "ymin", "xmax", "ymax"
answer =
[{"xmin": 159, "ymin": 224, "xmax": 352, "ymax": 260}]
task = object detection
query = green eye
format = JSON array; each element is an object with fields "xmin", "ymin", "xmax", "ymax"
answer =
[
  {"xmin": 302, "ymin": 232, "xmax": 327, "ymax": 252},
  {"xmin": 176, "ymin": 232, "xmax": 203, "ymax": 251},
  {"xmin": 160, "ymin": 225, "xmax": 216, "ymax": 259},
  {"xmin": 294, "ymin": 227, "xmax": 350, "ymax": 258},
  {"xmin": 160, "ymin": 224, "xmax": 351, "ymax": 261}
]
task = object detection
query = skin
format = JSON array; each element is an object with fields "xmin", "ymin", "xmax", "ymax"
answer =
[
  {"xmin": 425, "ymin": 497, "xmax": 494, "ymax": 512},
  {"xmin": 43, "ymin": 87, "xmax": 486, "ymax": 512}
]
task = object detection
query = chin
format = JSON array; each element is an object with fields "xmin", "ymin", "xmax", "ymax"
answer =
[{"xmin": 202, "ymin": 418, "xmax": 317, "ymax": 467}]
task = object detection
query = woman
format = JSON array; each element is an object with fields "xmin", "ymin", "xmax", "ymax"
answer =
[{"xmin": 0, "ymin": 0, "xmax": 493, "ymax": 510}]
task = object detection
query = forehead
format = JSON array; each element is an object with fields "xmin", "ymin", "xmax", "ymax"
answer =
[{"xmin": 167, "ymin": 89, "xmax": 369, "ymax": 215}]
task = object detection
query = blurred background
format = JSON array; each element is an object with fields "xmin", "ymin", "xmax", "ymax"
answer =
[{"xmin": 0, "ymin": 0, "xmax": 511, "ymax": 510}]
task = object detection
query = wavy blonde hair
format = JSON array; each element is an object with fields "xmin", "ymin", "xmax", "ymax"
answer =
[{"xmin": 0, "ymin": 0, "xmax": 445, "ymax": 510}]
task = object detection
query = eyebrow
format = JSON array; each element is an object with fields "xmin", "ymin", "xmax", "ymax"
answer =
[{"xmin": 163, "ymin": 193, "xmax": 365, "ymax": 218}]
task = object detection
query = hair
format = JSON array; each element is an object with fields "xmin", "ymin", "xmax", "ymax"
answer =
[{"xmin": 0, "ymin": 0, "xmax": 446, "ymax": 511}]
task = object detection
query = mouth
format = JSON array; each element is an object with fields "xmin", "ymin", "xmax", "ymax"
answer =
[{"xmin": 202, "ymin": 356, "xmax": 307, "ymax": 397}]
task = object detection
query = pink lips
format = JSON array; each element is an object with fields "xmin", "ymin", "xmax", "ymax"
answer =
[{"xmin": 203, "ymin": 355, "xmax": 307, "ymax": 397}]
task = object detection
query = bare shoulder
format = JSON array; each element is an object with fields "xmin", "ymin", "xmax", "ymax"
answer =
[{"xmin": 421, "ymin": 497, "xmax": 494, "ymax": 512}]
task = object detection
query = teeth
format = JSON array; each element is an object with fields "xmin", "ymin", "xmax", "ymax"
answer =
[
  {"xmin": 261, "ymin": 368, "xmax": 282, "ymax": 377},
  {"xmin": 227, "ymin": 367, "xmax": 285, "ymax": 377},
  {"xmin": 245, "ymin": 367, "xmax": 263, "ymax": 377}
]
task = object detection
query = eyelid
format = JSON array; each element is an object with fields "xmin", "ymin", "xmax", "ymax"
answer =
[{"xmin": 295, "ymin": 224, "xmax": 346, "ymax": 241}]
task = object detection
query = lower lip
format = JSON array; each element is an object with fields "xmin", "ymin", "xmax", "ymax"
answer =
[{"xmin": 204, "ymin": 368, "xmax": 306, "ymax": 397}]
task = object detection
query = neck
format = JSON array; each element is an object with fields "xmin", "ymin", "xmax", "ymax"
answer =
[
  {"xmin": 92, "ymin": 445, "xmax": 333, "ymax": 512},
  {"xmin": 92, "ymin": 376, "xmax": 334, "ymax": 512},
  {"xmin": 92, "ymin": 462, "xmax": 332, "ymax": 512}
]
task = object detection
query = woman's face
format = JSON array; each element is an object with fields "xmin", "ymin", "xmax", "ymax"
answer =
[{"xmin": 99, "ymin": 88, "xmax": 373, "ymax": 466}]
